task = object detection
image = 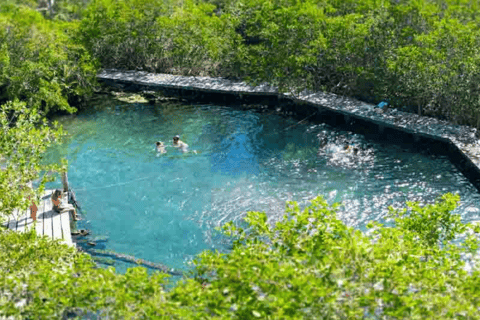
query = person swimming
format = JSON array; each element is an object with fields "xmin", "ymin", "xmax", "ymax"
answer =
[
  {"xmin": 343, "ymin": 144, "xmax": 360, "ymax": 155},
  {"xmin": 172, "ymin": 135, "xmax": 189, "ymax": 153},
  {"xmin": 156, "ymin": 141, "xmax": 167, "ymax": 154}
]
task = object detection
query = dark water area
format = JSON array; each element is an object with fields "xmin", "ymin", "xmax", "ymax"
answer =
[{"xmin": 43, "ymin": 96, "xmax": 480, "ymax": 274}]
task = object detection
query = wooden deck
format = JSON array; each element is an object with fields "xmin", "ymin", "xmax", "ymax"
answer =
[{"xmin": 1, "ymin": 189, "xmax": 74, "ymax": 247}]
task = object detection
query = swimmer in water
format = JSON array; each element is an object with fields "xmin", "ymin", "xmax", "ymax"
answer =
[
  {"xmin": 343, "ymin": 144, "xmax": 360, "ymax": 155},
  {"xmin": 156, "ymin": 141, "xmax": 167, "ymax": 154},
  {"xmin": 319, "ymin": 137, "xmax": 328, "ymax": 149},
  {"xmin": 173, "ymin": 135, "xmax": 189, "ymax": 153}
]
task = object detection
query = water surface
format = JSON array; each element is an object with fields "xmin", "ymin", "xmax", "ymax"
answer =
[{"xmin": 44, "ymin": 97, "xmax": 480, "ymax": 273}]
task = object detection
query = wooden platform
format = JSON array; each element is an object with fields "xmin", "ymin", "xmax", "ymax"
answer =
[{"xmin": 1, "ymin": 189, "xmax": 74, "ymax": 247}]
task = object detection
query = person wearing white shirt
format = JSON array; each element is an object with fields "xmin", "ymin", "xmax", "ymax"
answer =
[{"xmin": 172, "ymin": 135, "xmax": 189, "ymax": 153}]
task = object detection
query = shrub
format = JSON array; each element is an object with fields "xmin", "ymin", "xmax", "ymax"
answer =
[
  {"xmin": 0, "ymin": 100, "xmax": 64, "ymax": 219},
  {"xmin": 2, "ymin": 193, "xmax": 479, "ymax": 319},
  {"xmin": 0, "ymin": 3, "xmax": 98, "ymax": 115}
]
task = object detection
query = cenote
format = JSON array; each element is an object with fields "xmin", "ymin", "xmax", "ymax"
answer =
[{"xmin": 43, "ymin": 95, "xmax": 480, "ymax": 274}]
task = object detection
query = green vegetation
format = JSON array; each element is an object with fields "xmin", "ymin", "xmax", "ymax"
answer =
[
  {"xmin": 2, "ymin": 194, "xmax": 480, "ymax": 318},
  {"xmin": 2, "ymin": 0, "xmax": 480, "ymax": 124},
  {"xmin": 0, "ymin": 0, "xmax": 96, "ymax": 222},
  {"xmin": 77, "ymin": 0, "xmax": 480, "ymax": 127},
  {"xmin": 2, "ymin": 0, "xmax": 480, "ymax": 318},
  {"xmin": 0, "ymin": 100, "xmax": 64, "ymax": 220},
  {"xmin": 0, "ymin": 1, "xmax": 97, "ymax": 115}
]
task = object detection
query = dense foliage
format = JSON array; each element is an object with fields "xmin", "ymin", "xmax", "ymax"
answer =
[
  {"xmin": 1, "ymin": 194, "xmax": 480, "ymax": 318},
  {"xmin": 79, "ymin": 0, "xmax": 238, "ymax": 76},
  {"xmin": 0, "ymin": 100, "xmax": 64, "ymax": 222},
  {"xmin": 2, "ymin": 0, "xmax": 480, "ymax": 124},
  {"xmin": 0, "ymin": 1, "xmax": 98, "ymax": 115},
  {"xmin": 0, "ymin": 1, "xmax": 96, "ymax": 220},
  {"xmin": 79, "ymin": 0, "xmax": 480, "ymax": 127}
]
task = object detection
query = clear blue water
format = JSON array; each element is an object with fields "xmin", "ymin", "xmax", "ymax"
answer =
[{"xmin": 44, "ymin": 97, "xmax": 480, "ymax": 274}]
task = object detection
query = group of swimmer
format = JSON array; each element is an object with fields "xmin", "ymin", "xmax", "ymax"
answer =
[
  {"xmin": 317, "ymin": 133, "xmax": 375, "ymax": 168},
  {"xmin": 318, "ymin": 134, "xmax": 372, "ymax": 155},
  {"xmin": 156, "ymin": 135, "xmax": 192, "ymax": 154}
]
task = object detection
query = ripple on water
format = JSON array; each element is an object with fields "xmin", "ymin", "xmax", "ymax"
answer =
[{"xmin": 44, "ymin": 100, "xmax": 480, "ymax": 273}]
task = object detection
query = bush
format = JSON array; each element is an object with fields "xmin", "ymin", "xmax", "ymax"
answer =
[
  {"xmin": 2, "ymin": 193, "xmax": 479, "ymax": 319},
  {"xmin": 78, "ymin": 0, "xmax": 480, "ymax": 128},
  {"xmin": 0, "ymin": 3, "xmax": 98, "ymax": 115},
  {"xmin": 0, "ymin": 100, "xmax": 64, "ymax": 219}
]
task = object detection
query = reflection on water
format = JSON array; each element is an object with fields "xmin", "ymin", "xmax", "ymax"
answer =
[{"xmin": 43, "ymin": 97, "xmax": 480, "ymax": 273}]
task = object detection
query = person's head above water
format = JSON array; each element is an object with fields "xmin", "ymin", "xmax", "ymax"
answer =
[
  {"xmin": 156, "ymin": 141, "xmax": 164, "ymax": 146},
  {"xmin": 319, "ymin": 137, "xmax": 328, "ymax": 148},
  {"xmin": 173, "ymin": 135, "xmax": 180, "ymax": 143}
]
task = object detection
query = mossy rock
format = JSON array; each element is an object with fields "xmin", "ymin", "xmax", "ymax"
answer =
[
  {"xmin": 92, "ymin": 256, "xmax": 115, "ymax": 265},
  {"xmin": 113, "ymin": 93, "xmax": 149, "ymax": 103}
]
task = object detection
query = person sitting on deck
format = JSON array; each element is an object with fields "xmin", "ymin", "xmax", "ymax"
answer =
[
  {"xmin": 51, "ymin": 189, "xmax": 80, "ymax": 221},
  {"xmin": 156, "ymin": 141, "xmax": 167, "ymax": 154},
  {"xmin": 172, "ymin": 135, "xmax": 189, "ymax": 153}
]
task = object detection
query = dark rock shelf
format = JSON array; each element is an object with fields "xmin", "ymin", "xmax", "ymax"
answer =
[{"xmin": 97, "ymin": 69, "xmax": 480, "ymax": 193}]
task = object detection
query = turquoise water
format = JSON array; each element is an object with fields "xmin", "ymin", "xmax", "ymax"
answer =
[{"xmin": 44, "ymin": 97, "xmax": 480, "ymax": 274}]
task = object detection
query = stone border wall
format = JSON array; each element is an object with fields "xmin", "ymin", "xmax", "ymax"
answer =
[{"xmin": 97, "ymin": 69, "xmax": 480, "ymax": 193}]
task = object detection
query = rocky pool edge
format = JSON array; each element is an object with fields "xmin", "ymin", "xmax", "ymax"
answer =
[{"xmin": 97, "ymin": 69, "xmax": 480, "ymax": 193}]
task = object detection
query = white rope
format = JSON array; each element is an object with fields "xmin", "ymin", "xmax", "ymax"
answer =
[
  {"xmin": 74, "ymin": 174, "xmax": 161, "ymax": 192},
  {"xmin": 72, "ymin": 172, "xmax": 188, "ymax": 193},
  {"xmin": 282, "ymin": 112, "xmax": 318, "ymax": 131}
]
